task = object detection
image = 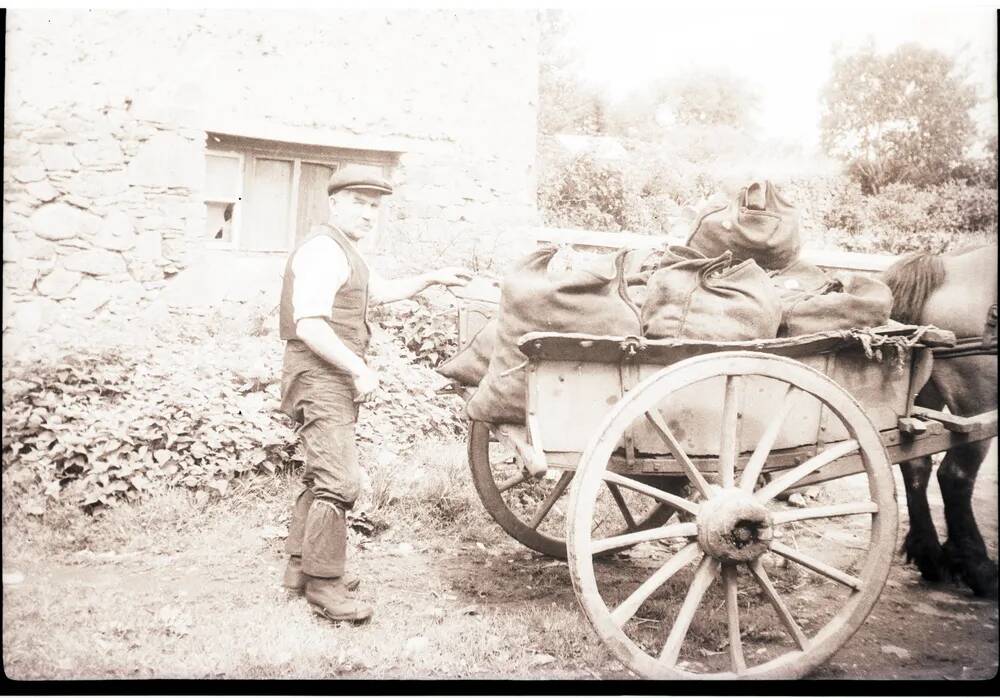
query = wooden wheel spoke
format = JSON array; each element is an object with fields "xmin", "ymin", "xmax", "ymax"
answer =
[
  {"xmin": 611, "ymin": 543, "xmax": 702, "ymax": 627},
  {"xmin": 754, "ymin": 439, "xmax": 859, "ymax": 503},
  {"xmin": 592, "ymin": 522, "xmax": 697, "ymax": 555},
  {"xmin": 606, "ymin": 482, "xmax": 638, "ymax": 530},
  {"xmin": 723, "ymin": 564, "xmax": 746, "ymax": 674},
  {"xmin": 770, "ymin": 541, "xmax": 864, "ymax": 590},
  {"xmin": 600, "ymin": 471, "xmax": 700, "ymax": 516},
  {"xmin": 527, "ymin": 471, "xmax": 574, "ymax": 530},
  {"xmin": 645, "ymin": 410, "xmax": 713, "ymax": 498},
  {"xmin": 659, "ymin": 556, "xmax": 720, "ymax": 666},
  {"xmin": 739, "ymin": 385, "xmax": 797, "ymax": 492},
  {"xmin": 748, "ymin": 559, "xmax": 810, "ymax": 651},
  {"xmin": 718, "ymin": 376, "xmax": 743, "ymax": 488},
  {"xmin": 772, "ymin": 500, "xmax": 878, "ymax": 525}
]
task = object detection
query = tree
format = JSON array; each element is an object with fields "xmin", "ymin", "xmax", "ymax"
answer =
[
  {"xmin": 537, "ymin": 10, "xmax": 608, "ymax": 135},
  {"xmin": 661, "ymin": 71, "xmax": 761, "ymax": 130},
  {"xmin": 607, "ymin": 70, "xmax": 761, "ymax": 138},
  {"xmin": 821, "ymin": 43, "xmax": 977, "ymax": 193},
  {"xmin": 538, "ymin": 68, "xmax": 608, "ymax": 135}
]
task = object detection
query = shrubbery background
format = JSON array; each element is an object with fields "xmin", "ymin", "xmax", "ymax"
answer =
[
  {"xmin": 1, "ymin": 300, "xmax": 465, "ymax": 519},
  {"xmin": 538, "ymin": 141, "xmax": 998, "ymax": 256}
]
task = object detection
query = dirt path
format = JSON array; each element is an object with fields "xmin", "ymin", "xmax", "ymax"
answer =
[{"xmin": 3, "ymin": 443, "xmax": 997, "ymax": 680}]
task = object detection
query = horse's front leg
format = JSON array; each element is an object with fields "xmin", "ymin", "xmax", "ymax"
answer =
[
  {"xmin": 900, "ymin": 456, "xmax": 950, "ymax": 582},
  {"xmin": 938, "ymin": 442, "xmax": 998, "ymax": 598}
]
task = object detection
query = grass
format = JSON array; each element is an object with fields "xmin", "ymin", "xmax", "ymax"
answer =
[
  {"xmin": 0, "ymin": 439, "xmax": 881, "ymax": 679},
  {"xmin": 2, "ymin": 436, "xmax": 627, "ymax": 680},
  {"xmin": 4, "ymin": 433, "xmax": 997, "ymax": 680}
]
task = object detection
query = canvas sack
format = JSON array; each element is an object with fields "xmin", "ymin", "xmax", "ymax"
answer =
[
  {"xmin": 642, "ymin": 246, "xmax": 782, "ymax": 341},
  {"xmin": 774, "ymin": 263, "xmax": 893, "ymax": 337},
  {"xmin": 436, "ymin": 317, "xmax": 497, "ymax": 386},
  {"xmin": 687, "ymin": 180, "xmax": 801, "ymax": 271},
  {"xmin": 466, "ymin": 247, "xmax": 641, "ymax": 424}
]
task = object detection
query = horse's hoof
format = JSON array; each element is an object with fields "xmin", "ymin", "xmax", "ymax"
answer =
[
  {"xmin": 964, "ymin": 559, "xmax": 998, "ymax": 598},
  {"xmin": 904, "ymin": 532, "xmax": 950, "ymax": 583}
]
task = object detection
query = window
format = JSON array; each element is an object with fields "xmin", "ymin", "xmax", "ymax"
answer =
[
  {"xmin": 204, "ymin": 152, "xmax": 242, "ymax": 244},
  {"xmin": 204, "ymin": 134, "xmax": 395, "ymax": 252}
]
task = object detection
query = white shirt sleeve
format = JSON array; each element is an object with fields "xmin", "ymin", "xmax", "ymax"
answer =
[{"xmin": 290, "ymin": 236, "xmax": 350, "ymax": 324}]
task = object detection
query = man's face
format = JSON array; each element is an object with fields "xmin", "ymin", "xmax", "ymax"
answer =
[{"xmin": 328, "ymin": 189, "xmax": 383, "ymax": 241}]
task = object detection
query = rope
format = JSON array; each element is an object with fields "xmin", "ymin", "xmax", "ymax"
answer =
[
  {"xmin": 845, "ymin": 326, "xmax": 931, "ymax": 371},
  {"xmin": 499, "ymin": 359, "xmax": 529, "ymax": 378}
]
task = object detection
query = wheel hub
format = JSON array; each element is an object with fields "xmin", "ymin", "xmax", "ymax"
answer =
[{"xmin": 696, "ymin": 488, "xmax": 773, "ymax": 563}]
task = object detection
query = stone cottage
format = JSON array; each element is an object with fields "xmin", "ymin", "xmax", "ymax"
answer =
[{"xmin": 2, "ymin": 10, "xmax": 540, "ymax": 344}]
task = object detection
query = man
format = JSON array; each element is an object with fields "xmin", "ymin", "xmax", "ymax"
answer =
[{"xmin": 278, "ymin": 165, "xmax": 471, "ymax": 622}]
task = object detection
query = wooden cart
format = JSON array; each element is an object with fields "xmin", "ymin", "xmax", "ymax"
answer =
[{"xmin": 449, "ymin": 286, "xmax": 998, "ymax": 679}]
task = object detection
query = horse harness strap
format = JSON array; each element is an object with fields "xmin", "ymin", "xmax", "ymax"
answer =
[{"xmin": 931, "ymin": 303, "xmax": 998, "ymax": 359}]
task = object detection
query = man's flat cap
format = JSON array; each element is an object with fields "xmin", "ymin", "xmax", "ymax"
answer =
[{"xmin": 327, "ymin": 165, "xmax": 393, "ymax": 196}]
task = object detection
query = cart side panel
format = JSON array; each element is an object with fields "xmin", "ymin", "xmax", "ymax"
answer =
[
  {"xmin": 531, "ymin": 346, "xmax": 913, "ymax": 456},
  {"xmin": 531, "ymin": 361, "xmax": 622, "ymax": 453},
  {"xmin": 533, "ymin": 361, "xmax": 822, "ymax": 454},
  {"xmin": 820, "ymin": 349, "xmax": 912, "ymax": 441}
]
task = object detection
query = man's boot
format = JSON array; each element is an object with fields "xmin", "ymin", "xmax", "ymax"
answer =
[
  {"xmin": 304, "ymin": 576, "xmax": 373, "ymax": 623},
  {"xmin": 282, "ymin": 556, "xmax": 359, "ymax": 592}
]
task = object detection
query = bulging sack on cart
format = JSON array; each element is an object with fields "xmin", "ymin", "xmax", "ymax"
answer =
[
  {"xmin": 768, "ymin": 258, "xmax": 832, "ymax": 295},
  {"xmin": 641, "ymin": 246, "xmax": 782, "ymax": 340},
  {"xmin": 466, "ymin": 246, "xmax": 641, "ymax": 424},
  {"xmin": 687, "ymin": 180, "xmax": 801, "ymax": 271},
  {"xmin": 436, "ymin": 317, "xmax": 497, "ymax": 386},
  {"xmin": 621, "ymin": 247, "xmax": 665, "ymax": 309},
  {"xmin": 775, "ymin": 265, "xmax": 893, "ymax": 337}
]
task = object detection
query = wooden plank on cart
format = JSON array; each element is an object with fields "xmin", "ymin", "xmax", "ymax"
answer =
[
  {"xmin": 910, "ymin": 406, "xmax": 977, "ymax": 433},
  {"xmin": 788, "ymin": 409, "xmax": 997, "ymax": 489}
]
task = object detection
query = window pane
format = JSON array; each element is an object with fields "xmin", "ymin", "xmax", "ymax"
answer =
[
  {"xmin": 206, "ymin": 201, "xmax": 235, "ymax": 241},
  {"xmin": 242, "ymin": 158, "xmax": 293, "ymax": 251},
  {"xmin": 205, "ymin": 153, "xmax": 241, "ymax": 201},
  {"xmin": 296, "ymin": 162, "xmax": 337, "ymax": 246}
]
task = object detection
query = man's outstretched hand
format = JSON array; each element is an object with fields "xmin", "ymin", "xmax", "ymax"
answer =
[{"xmin": 430, "ymin": 267, "xmax": 474, "ymax": 287}]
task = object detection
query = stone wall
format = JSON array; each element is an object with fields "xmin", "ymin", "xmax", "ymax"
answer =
[{"xmin": 3, "ymin": 10, "xmax": 539, "ymax": 344}]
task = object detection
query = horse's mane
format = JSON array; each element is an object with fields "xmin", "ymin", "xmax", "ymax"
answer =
[{"xmin": 882, "ymin": 252, "xmax": 946, "ymax": 325}]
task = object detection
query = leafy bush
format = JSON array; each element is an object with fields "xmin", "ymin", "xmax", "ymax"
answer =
[
  {"xmin": 2, "ymin": 316, "xmax": 465, "ymax": 517},
  {"xmin": 819, "ymin": 180, "xmax": 867, "ymax": 233},
  {"xmin": 537, "ymin": 142, "xmax": 722, "ymax": 235},
  {"xmin": 538, "ymin": 153, "xmax": 633, "ymax": 231},
  {"xmin": 815, "ymin": 179, "xmax": 998, "ymax": 254},
  {"xmin": 356, "ymin": 327, "xmax": 465, "ymax": 449},
  {"xmin": 370, "ymin": 295, "xmax": 458, "ymax": 369},
  {"xmin": 2, "ymin": 343, "xmax": 296, "ymax": 515},
  {"xmin": 931, "ymin": 181, "xmax": 999, "ymax": 234}
]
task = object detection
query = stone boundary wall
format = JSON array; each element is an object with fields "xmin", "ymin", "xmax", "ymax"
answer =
[{"xmin": 4, "ymin": 113, "xmax": 205, "ymax": 335}]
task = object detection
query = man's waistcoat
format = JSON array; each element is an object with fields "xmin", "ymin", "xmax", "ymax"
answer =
[{"xmin": 279, "ymin": 224, "xmax": 371, "ymax": 357}]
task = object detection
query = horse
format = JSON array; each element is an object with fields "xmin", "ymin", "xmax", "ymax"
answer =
[{"xmin": 882, "ymin": 242, "xmax": 998, "ymax": 597}]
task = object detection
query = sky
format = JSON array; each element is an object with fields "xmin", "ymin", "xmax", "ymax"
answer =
[{"xmin": 560, "ymin": 3, "xmax": 998, "ymax": 150}]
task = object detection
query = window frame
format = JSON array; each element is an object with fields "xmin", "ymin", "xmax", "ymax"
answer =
[
  {"xmin": 205, "ymin": 133, "xmax": 395, "ymax": 253},
  {"xmin": 203, "ymin": 150, "xmax": 245, "ymax": 251}
]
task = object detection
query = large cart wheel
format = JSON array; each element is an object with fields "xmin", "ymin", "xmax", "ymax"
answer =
[
  {"xmin": 567, "ymin": 352, "xmax": 898, "ymax": 679},
  {"xmin": 469, "ymin": 420, "xmax": 683, "ymax": 559}
]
